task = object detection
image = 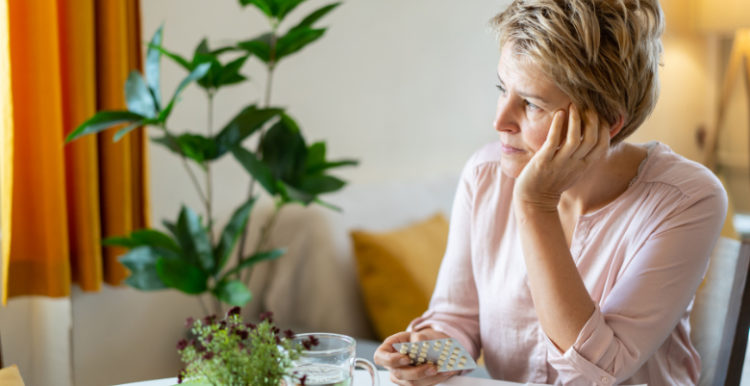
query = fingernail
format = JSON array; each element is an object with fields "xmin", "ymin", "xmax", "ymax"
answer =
[
  {"xmin": 426, "ymin": 367, "xmax": 437, "ymax": 376},
  {"xmin": 400, "ymin": 358, "xmax": 410, "ymax": 365}
]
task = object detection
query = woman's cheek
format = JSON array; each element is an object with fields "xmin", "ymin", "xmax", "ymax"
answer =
[{"xmin": 523, "ymin": 122, "xmax": 550, "ymax": 152}]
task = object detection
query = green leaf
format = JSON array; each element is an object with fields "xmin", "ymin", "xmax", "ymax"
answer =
[
  {"xmin": 126, "ymin": 268, "xmax": 168, "ymax": 291},
  {"xmin": 213, "ymin": 105, "xmax": 281, "ymax": 156},
  {"xmin": 239, "ymin": 0, "xmax": 276, "ymax": 17},
  {"xmin": 299, "ymin": 175, "xmax": 346, "ymax": 195},
  {"xmin": 276, "ymin": 27, "xmax": 326, "ymax": 61},
  {"xmin": 213, "ymin": 280, "xmax": 253, "ymax": 306},
  {"xmin": 214, "ymin": 196, "xmax": 257, "ymax": 273},
  {"xmin": 146, "ymin": 25, "xmax": 164, "ymax": 110},
  {"xmin": 278, "ymin": 181, "xmax": 315, "ymax": 205},
  {"xmin": 306, "ymin": 159, "xmax": 359, "ymax": 175},
  {"xmin": 279, "ymin": 112, "xmax": 300, "ymax": 133},
  {"xmin": 125, "ymin": 71, "xmax": 157, "ymax": 118},
  {"xmin": 193, "ymin": 53, "xmax": 223, "ymax": 90},
  {"xmin": 102, "ymin": 236, "xmax": 138, "ymax": 249},
  {"xmin": 66, "ymin": 111, "xmax": 146, "ymax": 142},
  {"xmin": 210, "ymin": 46, "xmax": 239, "ymax": 56},
  {"xmin": 313, "ymin": 198, "xmax": 342, "ymax": 212},
  {"xmin": 222, "ymin": 248, "xmax": 286, "ymax": 279},
  {"xmin": 261, "ymin": 119, "xmax": 307, "ymax": 185},
  {"xmin": 231, "ymin": 146, "xmax": 277, "ymax": 195},
  {"xmin": 176, "ymin": 206, "xmax": 215, "ymax": 273},
  {"xmin": 277, "ymin": 0, "xmax": 307, "ymax": 21},
  {"xmin": 306, "ymin": 141, "xmax": 326, "ymax": 170},
  {"xmin": 156, "ymin": 258, "xmax": 208, "ymax": 294},
  {"xmin": 237, "ymin": 34, "xmax": 272, "ymax": 63},
  {"xmin": 151, "ymin": 132, "xmax": 182, "ymax": 155},
  {"xmin": 160, "ymin": 63, "xmax": 211, "ymax": 122},
  {"xmin": 305, "ymin": 141, "xmax": 358, "ymax": 175},
  {"xmin": 291, "ymin": 2, "xmax": 341, "ymax": 31},
  {"xmin": 149, "ymin": 44, "xmax": 192, "ymax": 71},
  {"xmin": 162, "ymin": 220, "xmax": 179, "ymax": 239},
  {"xmin": 195, "ymin": 38, "xmax": 210, "ymax": 55},
  {"xmin": 177, "ymin": 133, "xmax": 218, "ymax": 165},
  {"xmin": 119, "ymin": 246, "xmax": 168, "ymax": 291},
  {"xmin": 113, "ymin": 120, "xmax": 144, "ymax": 142},
  {"xmin": 130, "ymin": 229, "xmax": 181, "ymax": 253},
  {"xmin": 218, "ymin": 56, "xmax": 248, "ymax": 87}
]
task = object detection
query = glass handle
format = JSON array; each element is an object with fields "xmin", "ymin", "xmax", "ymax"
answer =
[{"xmin": 355, "ymin": 357, "xmax": 380, "ymax": 386}]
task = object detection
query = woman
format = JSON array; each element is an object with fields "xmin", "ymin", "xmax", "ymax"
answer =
[{"xmin": 373, "ymin": 1, "xmax": 727, "ymax": 385}]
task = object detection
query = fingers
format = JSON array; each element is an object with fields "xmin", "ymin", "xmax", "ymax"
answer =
[
  {"xmin": 571, "ymin": 110, "xmax": 599, "ymax": 161},
  {"xmin": 583, "ymin": 119, "xmax": 610, "ymax": 164},
  {"xmin": 538, "ymin": 110, "xmax": 567, "ymax": 162},
  {"xmin": 557, "ymin": 104, "xmax": 582, "ymax": 159},
  {"xmin": 374, "ymin": 332, "xmax": 413, "ymax": 368},
  {"xmin": 389, "ymin": 367, "xmax": 457, "ymax": 386}
]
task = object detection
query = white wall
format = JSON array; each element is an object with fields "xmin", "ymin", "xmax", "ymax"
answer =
[{"xmin": 0, "ymin": 1, "xmax": 728, "ymax": 385}]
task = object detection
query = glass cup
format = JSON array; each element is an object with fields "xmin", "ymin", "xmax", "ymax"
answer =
[{"xmin": 289, "ymin": 333, "xmax": 380, "ymax": 386}]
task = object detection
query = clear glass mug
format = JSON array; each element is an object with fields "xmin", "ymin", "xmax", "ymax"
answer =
[{"xmin": 288, "ymin": 333, "xmax": 380, "ymax": 386}]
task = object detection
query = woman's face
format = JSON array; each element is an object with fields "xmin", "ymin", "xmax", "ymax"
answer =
[{"xmin": 494, "ymin": 42, "xmax": 572, "ymax": 178}]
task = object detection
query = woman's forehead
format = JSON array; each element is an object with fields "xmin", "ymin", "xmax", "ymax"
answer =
[{"xmin": 497, "ymin": 42, "xmax": 567, "ymax": 102}]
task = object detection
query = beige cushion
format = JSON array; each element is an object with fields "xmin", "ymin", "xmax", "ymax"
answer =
[{"xmin": 0, "ymin": 365, "xmax": 26, "ymax": 386}]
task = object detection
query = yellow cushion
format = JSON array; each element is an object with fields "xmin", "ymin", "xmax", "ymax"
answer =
[
  {"xmin": 0, "ymin": 365, "xmax": 26, "ymax": 386},
  {"xmin": 351, "ymin": 213, "xmax": 449, "ymax": 340}
]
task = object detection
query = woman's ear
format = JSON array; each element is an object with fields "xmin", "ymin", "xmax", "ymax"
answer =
[{"xmin": 608, "ymin": 115, "xmax": 626, "ymax": 140}]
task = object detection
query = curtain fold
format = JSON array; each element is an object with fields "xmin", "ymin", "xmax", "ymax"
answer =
[{"xmin": 1, "ymin": 0, "xmax": 150, "ymax": 304}]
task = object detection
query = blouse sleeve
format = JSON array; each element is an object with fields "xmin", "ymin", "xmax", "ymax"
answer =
[
  {"xmin": 408, "ymin": 154, "xmax": 482, "ymax": 360},
  {"xmin": 544, "ymin": 183, "xmax": 728, "ymax": 385}
]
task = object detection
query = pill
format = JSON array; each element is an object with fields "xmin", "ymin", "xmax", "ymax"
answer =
[
  {"xmin": 422, "ymin": 342, "xmax": 430, "ymax": 348},
  {"xmin": 453, "ymin": 347, "xmax": 460, "ymax": 353},
  {"xmin": 419, "ymin": 352, "xmax": 427, "ymax": 358},
  {"xmin": 451, "ymin": 354, "xmax": 458, "ymax": 359},
  {"xmin": 437, "ymin": 360, "xmax": 445, "ymax": 366},
  {"xmin": 449, "ymin": 359, "xmax": 456, "ymax": 365},
  {"xmin": 445, "ymin": 340, "xmax": 453, "ymax": 346},
  {"xmin": 439, "ymin": 354, "xmax": 447, "ymax": 360},
  {"xmin": 418, "ymin": 357, "xmax": 425, "ymax": 363},
  {"xmin": 459, "ymin": 357, "xmax": 467, "ymax": 364},
  {"xmin": 427, "ymin": 361, "xmax": 434, "ymax": 365},
  {"xmin": 447, "ymin": 365, "xmax": 453, "ymax": 370},
  {"xmin": 409, "ymin": 354, "xmax": 416, "ymax": 359},
  {"xmin": 458, "ymin": 363, "xmax": 465, "ymax": 369}
]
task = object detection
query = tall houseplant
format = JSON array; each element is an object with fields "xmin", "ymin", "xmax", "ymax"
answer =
[{"xmin": 65, "ymin": 0, "xmax": 355, "ymax": 316}]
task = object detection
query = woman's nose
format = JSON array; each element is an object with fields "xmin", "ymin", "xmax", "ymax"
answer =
[{"xmin": 493, "ymin": 99, "xmax": 519, "ymax": 134}]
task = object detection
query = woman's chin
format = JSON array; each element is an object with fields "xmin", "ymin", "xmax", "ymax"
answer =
[{"xmin": 500, "ymin": 157, "xmax": 526, "ymax": 179}]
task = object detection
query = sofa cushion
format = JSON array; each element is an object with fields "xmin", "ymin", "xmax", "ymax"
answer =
[{"xmin": 352, "ymin": 213, "xmax": 449, "ymax": 340}]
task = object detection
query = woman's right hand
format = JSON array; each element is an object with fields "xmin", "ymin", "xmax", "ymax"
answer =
[{"xmin": 373, "ymin": 329, "xmax": 457, "ymax": 386}]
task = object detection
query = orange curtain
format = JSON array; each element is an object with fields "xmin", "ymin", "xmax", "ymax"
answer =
[{"xmin": 0, "ymin": 0, "xmax": 150, "ymax": 304}]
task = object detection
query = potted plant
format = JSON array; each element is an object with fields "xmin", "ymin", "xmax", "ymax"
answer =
[
  {"xmin": 175, "ymin": 308, "xmax": 317, "ymax": 386},
  {"xmin": 65, "ymin": 0, "xmax": 355, "ymax": 316}
]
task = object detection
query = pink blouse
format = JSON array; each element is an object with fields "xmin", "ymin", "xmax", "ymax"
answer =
[{"xmin": 410, "ymin": 141, "xmax": 728, "ymax": 386}]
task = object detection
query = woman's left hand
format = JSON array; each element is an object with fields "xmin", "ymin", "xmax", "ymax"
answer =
[{"xmin": 513, "ymin": 104, "xmax": 610, "ymax": 212}]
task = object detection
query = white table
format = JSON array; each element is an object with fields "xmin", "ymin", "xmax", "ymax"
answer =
[{"xmin": 114, "ymin": 369, "xmax": 525, "ymax": 386}]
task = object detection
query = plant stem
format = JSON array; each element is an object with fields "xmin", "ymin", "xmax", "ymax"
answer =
[
  {"xmin": 206, "ymin": 91, "xmax": 215, "ymax": 245},
  {"xmin": 243, "ymin": 203, "xmax": 282, "ymax": 285},
  {"xmin": 235, "ymin": 24, "xmax": 279, "ymax": 280},
  {"xmin": 181, "ymin": 155, "xmax": 209, "ymax": 208},
  {"xmin": 198, "ymin": 295, "xmax": 210, "ymax": 316}
]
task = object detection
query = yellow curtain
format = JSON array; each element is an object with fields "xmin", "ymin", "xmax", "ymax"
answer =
[{"xmin": 0, "ymin": 0, "xmax": 150, "ymax": 304}]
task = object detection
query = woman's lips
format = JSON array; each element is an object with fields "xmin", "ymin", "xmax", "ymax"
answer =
[{"xmin": 501, "ymin": 142, "xmax": 524, "ymax": 154}]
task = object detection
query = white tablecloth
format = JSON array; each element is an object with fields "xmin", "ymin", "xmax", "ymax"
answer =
[{"xmin": 114, "ymin": 369, "xmax": 525, "ymax": 386}]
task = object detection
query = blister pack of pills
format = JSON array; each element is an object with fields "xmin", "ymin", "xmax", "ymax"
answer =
[{"xmin": 392, "ymin": 338, "xmax": 477, "ymax": 373}]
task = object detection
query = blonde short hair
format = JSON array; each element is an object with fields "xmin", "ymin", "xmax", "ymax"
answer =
[{"xmin": 489, "ymin": 0, "xmax": 665, "ymax": 144}]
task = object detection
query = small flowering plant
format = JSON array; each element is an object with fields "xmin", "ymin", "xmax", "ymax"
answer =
[{"xmin": 176, "ymin": 307, "xmax": 318, "ymax": 386}]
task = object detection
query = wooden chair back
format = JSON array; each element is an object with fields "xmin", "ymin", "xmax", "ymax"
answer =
[{"xmin": 691, "ymin": 237, "xmax": 750, "ymax": 386}]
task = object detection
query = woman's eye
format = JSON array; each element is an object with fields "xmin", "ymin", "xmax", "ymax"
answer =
[
  {"xmin": 525, "ymin": 100, "xmax": 540, "ymax": 110},
  {"xmin": 496, "ymin": 85, "xmax": 506, "ymax": 94}
]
